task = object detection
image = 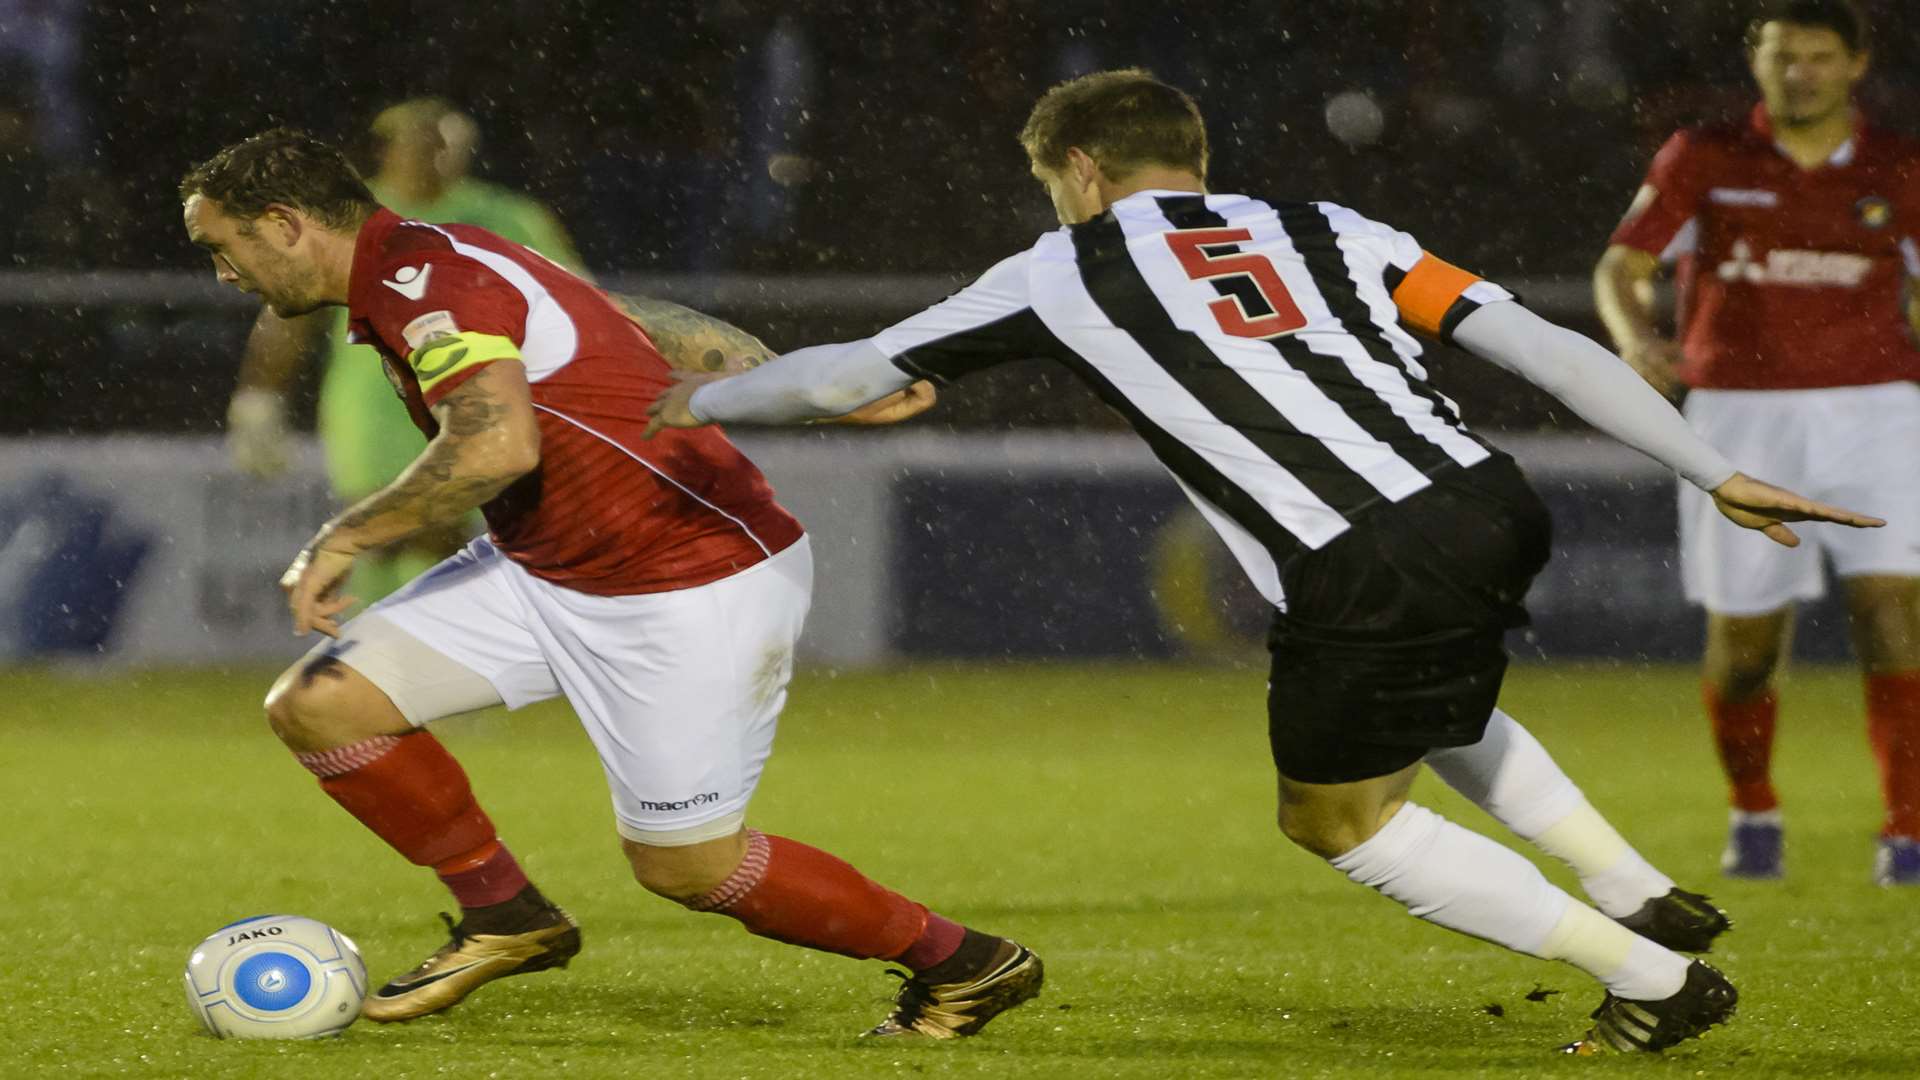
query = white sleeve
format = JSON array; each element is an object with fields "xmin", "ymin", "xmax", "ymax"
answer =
[
  {"xmin": 688, "ymin": 248, "xmax": 1052, "ymax": 425},
  {"xmin": 873, "ymin": 250, "xmax": 1045, "ymax": 383},
  {"xmin": 688, "ymin": 339, "xmax": 910, "ymax": 424},
  {"xmin": 1451, "ymin": 301, "xmax": 1736, "ymax": 491}
]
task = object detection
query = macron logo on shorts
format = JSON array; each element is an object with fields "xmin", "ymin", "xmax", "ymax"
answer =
[
  {"xmin": 634, "ymin": 792, "xmax": 721, "ymax": 812},
  {"xmin": 383, "ymin": 265, "xmax": 432, "ymax": 301}
]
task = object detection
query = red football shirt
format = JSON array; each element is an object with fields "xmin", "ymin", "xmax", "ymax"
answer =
[
  {"xmin": 1610, "ymin": 104, "xmax": 1920, "ymax": 390},
  {"xmin": 344, "ymin": 208, "xmax": 803, "ymax": 595}
]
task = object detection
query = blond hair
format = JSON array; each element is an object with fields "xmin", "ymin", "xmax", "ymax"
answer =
[{"xmin": 1019, "ymin": 69, "xmax": 1208, "ymax": 180}]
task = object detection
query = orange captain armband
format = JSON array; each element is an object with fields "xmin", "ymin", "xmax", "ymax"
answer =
[{"xmin": 1390, "ymin": 253, "xmax": 1484, "ymax": 339}]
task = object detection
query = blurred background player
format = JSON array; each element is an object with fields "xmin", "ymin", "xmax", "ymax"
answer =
[
  {"xmin": 225, "ymin": 98, "xmax": 586, "ymax": 605},
  {"xmin": 649, "ymin": 68, "xmax": 1885, "ymax": 1054},
  {"xmin": 1593, "ymin": 0, "xmax": 1920, "ymax": 884}
]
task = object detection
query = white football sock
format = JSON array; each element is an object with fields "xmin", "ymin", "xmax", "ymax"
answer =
[
  {"xmin": 1540, "ymin": 902, "xmax": 1690, "ymax": 1001},
  {"xmin": 1330, "ymin": 803, "xmax": 1688, "ymax": 1000},
  {"xmin": 1425, "ymin": 709, "xmax": 1674, "ymax": 917}
]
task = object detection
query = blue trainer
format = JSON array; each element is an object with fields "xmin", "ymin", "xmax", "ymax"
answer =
[
  {"xmin": 1721, "ymin": 816, "xmax": 1784, "ymax": 879},
  {"xmin": 1874, "ymin": 837, "xmax": 1920, "ymax": 886}
]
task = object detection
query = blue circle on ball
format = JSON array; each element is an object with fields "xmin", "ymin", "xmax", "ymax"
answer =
[{"xmin": 233, "ymin": 952, "xmax": 312, "ymax": 1011}]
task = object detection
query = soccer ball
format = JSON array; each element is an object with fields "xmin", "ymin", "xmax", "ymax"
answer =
[{"xmin": 183, "ymin": 915, "xmax": 367, "ymax": 1039}]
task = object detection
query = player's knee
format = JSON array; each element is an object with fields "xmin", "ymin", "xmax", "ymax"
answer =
[
  {"xmin": 1847, "ymin": 588, "xmax": 1920, "ymax": 670},
  {"xmin": 264, "ymin": 655, "xmax": 380, "ymax": 753},
  {"xmin": 1706, "ymin": 656, "xmax": 1778, "ymax": 702},
  {"xmin": 1704, "ymin": 641, "xmax": 1781, "ymax": 700},
  {"xmin": 1705, "ymin": 616, "xmax": 1788, "ymax": 699},
  {"xmin": 620, "ymin": 837, "xmax": 734, "ymax": 903},
  {"xmin": 1275, "ymin": 801, "xmax": 1371, "ymax": 859}
]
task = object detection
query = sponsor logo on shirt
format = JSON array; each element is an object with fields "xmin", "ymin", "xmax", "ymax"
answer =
[
  {"xmin": 1856, "ymin": 196, "xmax": 1894, "ymax": 230},
  {"xmin": 1707, "ymin": 187, "xmax": 1780, "ymax": 207},
  {"xmin": 382, "ymin": 264, "xmax": 432, "ymax": 301},
  {"xmin": 1716, "ymin": 239, "xmax": 1872, "ymax": 287}
]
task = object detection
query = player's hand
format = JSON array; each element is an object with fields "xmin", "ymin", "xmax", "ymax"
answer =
[
  {"xmin": 227, "ymin": 387, "xmax": 292, "ymax": 478},
  {"xmin": 280, "ymin": 539, "xmax": 359, "ymax": 638},
  {"xmin": 826, "ymin": 381, "xmax": 937, "ymax": 426},
  {"xmin": 643, "ymin": 371, "xmax": 727, "ymax": 439},
  {"xmin": 1619, "ymin": 337, "xmax": 1687, "ymax": 403},
  {"xmin": 1710, "ymin": 472, "xmax": 1885, "ymax": 548}
]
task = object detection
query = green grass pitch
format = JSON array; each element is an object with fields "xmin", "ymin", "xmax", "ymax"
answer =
[{"xmin": 3, "ymin": 661, "xmax": 1914, "ymax": 1078}]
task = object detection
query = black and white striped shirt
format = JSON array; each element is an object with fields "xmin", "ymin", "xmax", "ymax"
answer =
[{"xmin": 873, "ymin": 191, "xmax": 1516, "ymax": 603}]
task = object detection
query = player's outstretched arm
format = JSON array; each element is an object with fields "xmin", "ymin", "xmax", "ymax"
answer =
[
  {"xmin": 1451, "ymin": 301, "xmax": 1884, "ymax": 547},
  {"xmin": 227, "ymin": 307, "xmax": 330, "ymax": 477},
  {"xmin": 280, "ymin": 361, "xmax": 540, "ymax": 636},
  {"xmin": 613, "ymin": 293, "xmax": 934, "ymax": 425},
  {"xmin": 1453, "ymin": 300, "xmax": 1732, "ymax": 488},
  {"xmin": 646, "ymin": 250, "xmax": 1040, "ymax": 436},
  {"xmin": 644, "ymin": 339, "xmax": 920, "ymax": 438}
]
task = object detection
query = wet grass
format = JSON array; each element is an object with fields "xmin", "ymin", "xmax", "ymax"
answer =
[{"xmin": 2, "ymin": 661, "xmax": 1912, "ymax": 1078}]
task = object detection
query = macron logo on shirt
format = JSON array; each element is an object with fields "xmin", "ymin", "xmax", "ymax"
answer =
[{"xmin": 382, "ymin": 265, "xmax": 432, "ymax": 301}]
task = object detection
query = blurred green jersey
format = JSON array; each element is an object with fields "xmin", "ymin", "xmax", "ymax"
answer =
[{"xmin": 319, "ymin": 179, "xmax": 585, "ymax": 497}]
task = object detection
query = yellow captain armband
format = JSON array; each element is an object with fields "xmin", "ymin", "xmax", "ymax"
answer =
[{"xmin": 406, "ymin": 332, "xmax": 521, "ymax": 396}]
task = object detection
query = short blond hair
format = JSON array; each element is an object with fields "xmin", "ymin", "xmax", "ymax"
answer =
[{"xmin": 1019, "ymin": 69, "xmax": 1208, "ymax": 180}]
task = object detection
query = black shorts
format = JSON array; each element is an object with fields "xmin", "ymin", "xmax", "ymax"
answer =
[{"xmin": 1266, "ymin": 456, "xmax": 1552, "ymax": 784}]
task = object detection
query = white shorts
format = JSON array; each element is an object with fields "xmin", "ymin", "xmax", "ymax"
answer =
[
  {"xmin": 302, "ymin": 535, "xmax": 812, "ymax": 844},
  {"xmin": 1679, "ymin": 383, "xmax": 1920, "ymax": 615}
]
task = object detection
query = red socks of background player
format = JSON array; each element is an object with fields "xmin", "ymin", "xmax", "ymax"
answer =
[
  {"xmin": 688, "ymin": 830, "xmax": 969, "ymax": 972},
  {"xmin": 1866, "ymin": 673, "xmax": 1920, "ymax": 840},
  {"xmin": 1703, "ymin": 683, "xmax": 1779, "ymax": 813},
  {"xmin": 294, "ymin": 732, "xmax": 530, "ymax": 909},
  {"xmin": 1706, "ymin": 676, "xmax": 1920, "ymax": 839}
]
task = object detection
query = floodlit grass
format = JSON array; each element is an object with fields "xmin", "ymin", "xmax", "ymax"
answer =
[{"xmin": 2, "ymin": 661, "xmax": 1913, "ymax": 1078}]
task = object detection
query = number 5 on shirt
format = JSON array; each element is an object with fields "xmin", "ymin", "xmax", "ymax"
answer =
[{"xmin": 1165, "ymin": 227, "xmax": 1308, "ymax": 339}]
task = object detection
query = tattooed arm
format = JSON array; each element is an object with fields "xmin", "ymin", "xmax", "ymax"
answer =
[
  {"xmin": 610, "ymin": 293, "xmax": 776, "ymax": 374},
  {"xmin": 279, "ymin": 361, "xmax": 540, "ymax": 636},
  {"xmin": 612, "ymin": 292, "xmax": 938, "ymax": 424}
]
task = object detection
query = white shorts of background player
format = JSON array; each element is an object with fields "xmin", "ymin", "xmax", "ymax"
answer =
[
  {"xmin": 298, "ymin": 534, "xmax": 811, "ymax": 845},
  {"xmin": 1679, "ymin": 382, "xmax": 1920, "ymax": 615}
]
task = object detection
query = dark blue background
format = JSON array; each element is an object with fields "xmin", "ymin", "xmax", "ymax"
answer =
[{"xmin": 890, "ymin": 469, "xmax": 1856, "ymax": 663}]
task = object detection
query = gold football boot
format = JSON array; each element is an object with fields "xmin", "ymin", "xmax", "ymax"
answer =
[
  {"xmin": 361, "ymin": 908, "xmax": 581, "ymax": 1022},
  {"xmin": 865, "ymin": 943, "xmax": 1044, "ymax": 1039}
]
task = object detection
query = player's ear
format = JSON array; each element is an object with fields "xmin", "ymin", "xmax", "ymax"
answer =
[
  {"xmin": 259, "ymin": 203, "xmax": 304, "ymax": 248},
  {"xmin": 1064, "ymin": 147, "xmax": 1100, "ymax": 190}
]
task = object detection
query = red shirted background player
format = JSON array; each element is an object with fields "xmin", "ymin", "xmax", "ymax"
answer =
[
  {"xmin": 1595, "ymin": 0, "xmax": 1920, "ymax": 884},
  {"xmin": 178, "ymin": 129, "xmax": 1043, "ymax": 1037}
]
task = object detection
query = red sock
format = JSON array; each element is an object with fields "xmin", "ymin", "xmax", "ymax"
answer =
[
  {"xmin": 896, "ymin": 913, "xmax": 968, "ymax": 972},
  {"xmin": 1866, "ymin": 672, "xmax": 1920, "ymax": 839},
  {"xmin": 1704, "ymin": 683, "xmax": 1779, "ymax": 813},
  {"xmin": 435, "ymin": 841, "xmax": 532, "ymax": 908},
  {"xmin": 687, "ymin": 830, "xmax": 958, "ymax": 964},
  {"xmin": 295, "ymin": 732, "xmax": 528, "ymax": 908}
]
